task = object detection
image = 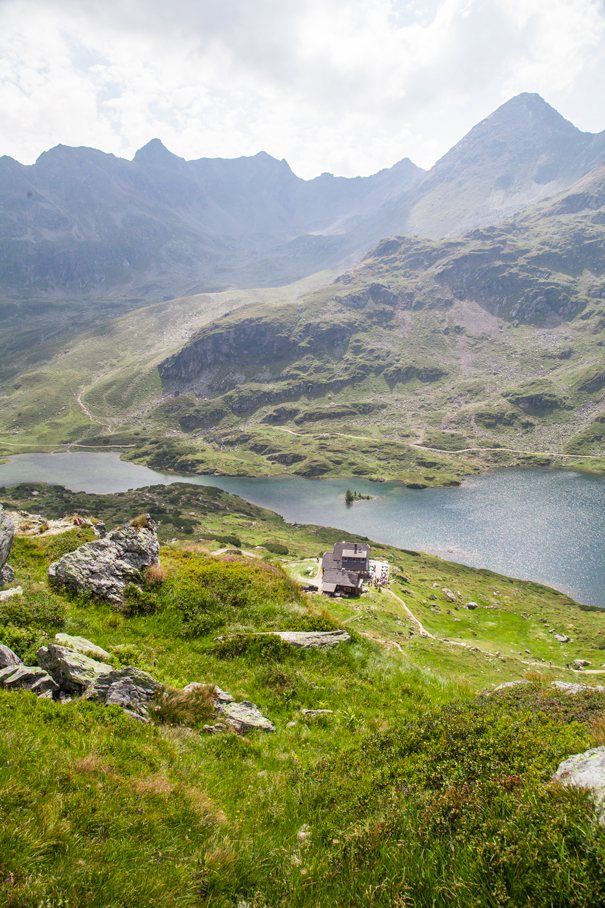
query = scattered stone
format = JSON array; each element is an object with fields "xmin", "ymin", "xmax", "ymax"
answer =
[
  {"xmin": 48, "ymin": 518, "xmax": 160, "ymax": 604},
  {"xmin": 37, "ymin": 644, "xmax": 110, "ymax": 695},
  {"xmin": 441, "ymin": 588, "xmax": 457, "ymax": 602},
  {"xmin": 573, "ymin": 659, "xmax": 592, "ymax": 671},
  {"xmin": 0, "ymin": 664, "xmax": 59, "ymax": 697},
  {"xmin": 553, "ymin": 746, "xmax": 605, "ymax": 823},
  {"xmin": 54, "ymin": 634, "xmax": 111, "ymax": 660},
  {"xmin": 525, "ymin": 649, "xmax": 530, "ymax": 654},
  {"xmin": 301, "ymin": 709, "xmax": 333, "ymax": 718},
  {"xmin": 213, "ymin": 686, "xmax": 235, "ymax": 704},
  {"xmin": 0, "ymin": 644, "xmax": 21, "ymax": 669},
  {"xmin": 466, "ymin": 602, "xmax": 479, "ymax": 610},
  {"xmin": 0, "ymin": 586, "xmax": 22, "ymax": 602},
  {"xmin": 554, "ymin": 634, "xmax": 570, "ymax": 643},
  {"xmin": 494, "ymin": 680, "xmax": 531, "ymax": 691},
  {"xmin": 216, "ymin": 700, "xmax": 275, "ymax": 735},
  {"xmin": 202, "ymin": 723, "xmax": 226, "ymax": 733},
  {"xmin": 551, "ymin": 681, "xmax": 605, "ymax": 694}
]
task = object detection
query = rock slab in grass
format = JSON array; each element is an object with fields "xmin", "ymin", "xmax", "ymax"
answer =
[
  {"xmin": 551, "ymin": 681, "xmax": 605, "ymax": 694},
  {"xmin": 37, "ymin": 644, "xmax": 110, "ymax": 694},
  {"xmin": 217, "ymin": 700, "xmax": 275, "ymax": 735},
  {"xmin": 47, "ymin": 519, "xmax": 159, "ymax": 604},
  {"xmin": 0, "ymin": 664, "xmax": 59, "ymax": 696},
  {"xmin": 55, "ymin": 634, "xmax": 111, "ymax": 660},
  {"xmin": 271, "ymin": 630, "xmax": 351, "ymax": 649},
  {"xmin": 553, "ymin": 746, "xmax": 605, "ymax": 823},
  {"xmin": 494, "ymin": 680, "xmax": 531, "ymax": 691},
  {"xmin": 0, "ymin": 644, "xmax": 21, "ymax": 669}
]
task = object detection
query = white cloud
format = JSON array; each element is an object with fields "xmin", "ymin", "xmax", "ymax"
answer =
[{"xmin": 0, "ymin": 0, "xmax": 603, "ymax": 177}]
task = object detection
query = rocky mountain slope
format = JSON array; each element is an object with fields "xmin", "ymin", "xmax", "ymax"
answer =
[
  {"xmin": 0, "ymin": 139, "xmax": 423, "ymax": 301},
  {"xmin": 1, "ymin": 93, "xmax": 604, "ymax": 310}
]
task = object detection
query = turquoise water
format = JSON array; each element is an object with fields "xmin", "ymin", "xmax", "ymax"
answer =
[{"xmin": 0, "ymin": 452, "xmax": 603, "ymax": 608}]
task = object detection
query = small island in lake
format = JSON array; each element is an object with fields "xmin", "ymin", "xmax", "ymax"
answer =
[{"xmin": 345, "ymin": 487, "xmax": 374, "ymax": 505}]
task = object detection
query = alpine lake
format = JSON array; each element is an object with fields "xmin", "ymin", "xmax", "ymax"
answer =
[{"xmin": 0, "ymin": 451, "xmax": 603, "ymax": 608}]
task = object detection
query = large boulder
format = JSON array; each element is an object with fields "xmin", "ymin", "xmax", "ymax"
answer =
[
  {"xmin": 0, "ymin": 506, "xmax": 14, "ymax": 584},
  {"xmin": 553, "ymin": 746, "xmax": 605, "ymax": 823},
  {"xmin": 0, "ymin": 644, "xmax": 21, "ymax": 669},
  {"xmin": 37, "ymin": 644, "xmax": 110, "ymax": 694},
  {"xmin": 0, "ymin": 664, "xmax": 59, "ymax": 697},
  {"xmin": 47, "ymin": 518, "xmax": 159, "ymax": 604}
]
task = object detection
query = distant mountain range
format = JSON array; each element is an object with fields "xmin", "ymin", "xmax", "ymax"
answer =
[{"xmin": 1, "ymin": 92, "xmax": 604, "ymax": 302}]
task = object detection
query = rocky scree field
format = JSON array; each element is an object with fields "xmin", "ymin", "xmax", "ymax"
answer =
[{"xmin": 0, "ymin": 484, "xmax": 605, "ymax": 905}]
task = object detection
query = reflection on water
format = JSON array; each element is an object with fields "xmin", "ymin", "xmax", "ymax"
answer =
[{"xmin": 0, "ymin": 452, "xmax": 603, "ymax": 608}]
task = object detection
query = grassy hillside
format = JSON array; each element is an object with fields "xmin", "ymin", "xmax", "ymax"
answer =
[{"xmin": 1, "ymin": 483, "xmax": 605, "ymax": 906}]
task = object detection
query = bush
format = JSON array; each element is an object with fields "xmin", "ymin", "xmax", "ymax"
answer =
[
  {"xmin": 151, "ymin": 685, "xmax": 216, "ymax": 728},
  {"xmin": 212, "ymin": 633, "xmax": 294, "ymax": 662},
  {"xmin": 0, "ymin": 590, "xmax": 66, "ymax": 631},
  {"xmin": 122, "ymin": 584, "xmax": 160, "ymax": 616},
  {"xmin": 264, "ymin": 542, "xmax": 289, "ymax": 555}
]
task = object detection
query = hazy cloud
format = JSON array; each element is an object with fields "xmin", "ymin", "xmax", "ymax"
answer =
[{"xmin": 0, "ymin": 0, "xmax": 604, "ymax": 177}]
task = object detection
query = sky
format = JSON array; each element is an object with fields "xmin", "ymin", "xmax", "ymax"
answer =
[{"xmin": 0, "ymin": 0, "xmax": 604, "ymax": 179}]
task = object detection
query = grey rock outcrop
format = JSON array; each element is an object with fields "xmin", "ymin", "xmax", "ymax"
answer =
[
  {"xmin": 83, "ymin": 666, "xmax": 164, "ymax": 721},
  {"xmin": 573, "ymin": 659, "xmax": 592, "ymax": 670},
  {"xmin": 554, "ymin": 634, "xmax": 571, "ymax": 643},
  {"xmin": 48, "ymin": 518, "xmax": 159, "ymax": 604},
  {"xmin": 54, "ymin": 634, "xmax": 111, "ymax": 660},
  {"xmin": 37, "ymin": 644, "xmax": 110, "ymax": 694},
  {"xmin": 217, "ymin": 700, "xmax": 275, "ymax": 735},
  {"xmin": 0, "ymin": 644, "xmax": 21, "ymax": 669},
  {"xmin": 0, "ymin": 664, "xmax": 59, "ymax": 696},
  {"xmin": 0, "ymin": 506, "xmax": 14, "ymax": 585},
  {"xmin": 553, "ymin": 746, "xmax": 605, "ymax": 823}
]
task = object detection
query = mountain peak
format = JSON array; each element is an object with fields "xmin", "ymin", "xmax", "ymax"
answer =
[{"xmin": 133, "ymin": 138, "xmax": 184, "ymax": 166}]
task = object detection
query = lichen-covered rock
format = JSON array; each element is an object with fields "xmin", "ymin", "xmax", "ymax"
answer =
[
  {"xmin": 0, "ymin": 664, "xmax": 59, "ymax": 696},
  {"xmin": 218, "ymin": 700, "xmax": 275, "ymax": 734},
  {"xmin": 553, "ymin": 746, "xmax": 605, "ymax": 823},
  {"xmin": 0, "ymin": 506, "xmax": 14, "ymax": 583},
  {"xmin": 55, "ymin": 634, "xmax": 111, "ymax": 660},
  {"xmin": 47, "ymin": 518, "xmax": 159, "ymax": 604},
  {"xmin": 0, "ymin": 644, "xmax": 21, "ymax": 669},
  {"xmin": 37, "ymin": 644, "xmax": 110, "ymax": 694}
]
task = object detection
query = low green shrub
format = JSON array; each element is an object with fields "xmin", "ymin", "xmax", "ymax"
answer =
[
  {"xmin": 264, "ymin": 542, "xmax": 289, "ymax": 555},
  {"xmin": 212, "ymin": 633, "xmax": 294, "ymax": 662}
]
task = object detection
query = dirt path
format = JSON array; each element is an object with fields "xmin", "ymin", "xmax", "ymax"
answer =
[{"xmin": 385, "ymin": 588, "xmax": 435, "ymax": 639}]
